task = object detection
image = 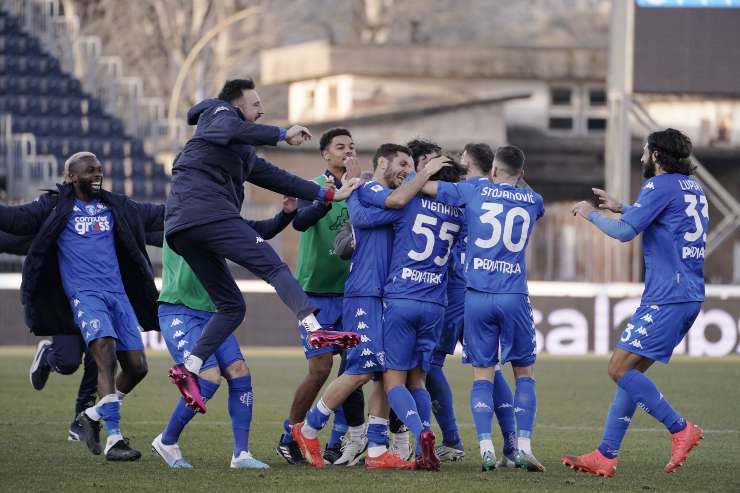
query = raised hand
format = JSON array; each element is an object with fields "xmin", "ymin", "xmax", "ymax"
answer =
[
  {"xmin": 285, "ymin": 125, "xmax": 312, "ymax": 146},
  {"xmin": 333, "ymin": 177, "xmax": 361, "ymax": 201},
  {"xmin": 592, "ymin": 187, "xmax": 624, "ymax": 213},
  {"xmin": 572, "ymin": 200, "xmax": 596, "ymax": 219},
  {"xmin": 423, "ymin": 155, "xmax": 452, "ymax": 176}
]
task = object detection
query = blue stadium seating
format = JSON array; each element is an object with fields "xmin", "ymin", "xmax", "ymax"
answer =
[{"xmin": 0, "ymin": 9, "xmax": 168, "ymax": 200}]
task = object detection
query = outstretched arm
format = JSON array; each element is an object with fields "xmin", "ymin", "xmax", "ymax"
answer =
[
  {"xmin": 0, "ymin": 195, "xmax": 55, "ymax": 236},
  {"xmin": 572, "ymin": 201, "xmax": 637, "ymax": 242},
  {"xmin": 0, "ymin": 231, "xmax": 33, "ymax": 255},
  {"xmin": 245, "ymin": 197, "xmax": 298, "ymax": 240}
]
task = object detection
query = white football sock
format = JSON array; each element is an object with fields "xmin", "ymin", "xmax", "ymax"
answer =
[
  {"xmin": 184, "ymin": 355, "xmax": 203, "ymax": 374},
  {"xmin": 84, "ymin": 405, "xmax": 101, "ymax": 421},
  {"xmin": 479, "ymin": 438, "xmax": 495, "ymax": 458},
  {"xmin": 518, "ymin": 436, "xmax": 532, "ymax": 454},
  {"xmin": 300, "ymin": 313, "xmax": 322, "ymax": 332},
  {"xmin": 368, "ymin": 445, "xmax": 387, "ymax": 458},
  {"xmin": 301, "ymin": 422, "xmax": 320, "ymax": 439}
]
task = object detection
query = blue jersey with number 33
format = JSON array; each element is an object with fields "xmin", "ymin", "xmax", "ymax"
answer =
[
  {"xmin": 621, "ymin": 173, "xmax": 708, "ymax": 304},
  {"xmin": 383, "ymin": 195, "xmax": 464, "ymax": 306},
  {"xmin": 436, "ymin": 178, "xmax": 544, "ymax": 295}
]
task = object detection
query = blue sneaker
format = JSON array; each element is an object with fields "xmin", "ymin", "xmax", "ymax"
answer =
[
  {"xmin": 152, "ymin": 434, "xmax": 193, "ymax": 469},
  {"xmin": 231, "ymin": 451, "xmax": 270, "ymax": 469}
]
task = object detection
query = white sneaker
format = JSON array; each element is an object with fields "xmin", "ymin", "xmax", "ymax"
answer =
[
  {"xmin": 333, "ymin": 433, "xmax": 368, "ymax": 466},
  {"xmin": 389, "ymin": 431, "xmax": 413, "ymax": 461},
  {"xmin": 151, "ymin": 433, "xmax": 192, "ymax": 468},
  {"xmin": 231, "ymin": 451, "xmax": 270, "ymax": 469}
]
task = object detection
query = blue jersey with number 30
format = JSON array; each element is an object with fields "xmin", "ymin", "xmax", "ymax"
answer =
[
  {"xmin": 621, "ymin": 173, "xmax": 708, "ymax": 304},
  {"xmin": 383, "ymin": 195, "xmax": 464, "ymax": 306},
  {"xmin": 436, "ymin": 178, "xmax": 544, "ymax": 295}
]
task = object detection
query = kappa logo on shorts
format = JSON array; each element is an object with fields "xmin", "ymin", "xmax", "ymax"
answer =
[
  {"xmin": 72, "ymin": 298, "xmax": 80, "ymax": 307},
  {"xmin": 360, "ymin": 348, "xmax": 374, "ymax": 356},
  {"xmin": 355, "ymin": 308, "xmax": 367, "ymax": 317},
  {"xmin": 171, "ymin": 318, "xmax": 183, "ymax": 327},
  {"xmin": 640, "ymin": 314, "xmax": 654, "ymax": 324},
  {"xmin": 173, "ymin": 330, "xmax": 185, "ymax": 338},
  {"xmin": 360, "ymin": 334, "xmax": 371, "ymax": 343},
  {"xmin": 77, "ymin": 310, "xmax": 84, "ymax": 319},
  {"xmin": 636, "ymin": 326, "xmax": 648, "ymax": 336},
  {"xmin": 357, "ymin": 321, "xmax": 369, "ymax": 330},
  {"xmin": 362, "ymin": 360, "xmax": 376, "ymax": 369},
  {"xmin": 630, "ymin": 339, "xmax": 643, "ymax": 349},
  {"xmin": 176, "ymin": 340, "xmax": 188, "ymax": 349},
  {"xmin": 256, "ymin": 236, "xmax": 264, "ymax": 244},
  {"xmin": 81, "ymin": 321, "xmax": 87, "ymax": 329}
]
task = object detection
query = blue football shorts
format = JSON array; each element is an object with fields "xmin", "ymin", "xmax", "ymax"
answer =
[
  {"xmin": 616, "ymin": 302, "xmax": 701, "ymax": 364},
  {"xmin": 70, "ymin": 290, "xmax": 144, "ymax": 352},
  {"xmin": 159, "ymin": 302, "xmax": 244, "ymax": 372},
  {"xmin": 463, "ymin": 290, "xmax": 536, "ymax": 368}
]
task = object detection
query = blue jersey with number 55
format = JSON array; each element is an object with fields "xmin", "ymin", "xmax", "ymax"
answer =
[
  {"xmin": 383, "ymin": 195, "xmax": 464, "ymax": 306},
  {"xmin": 621, "ymin": 173, "xmax": 708, "ymax": 304},
  {"xmin": 436, "ymin": 178, "xmax": 544, "ymax": 295}
]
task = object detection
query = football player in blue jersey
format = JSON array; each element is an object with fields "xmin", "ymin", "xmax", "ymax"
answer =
[
  {"xmin": 563, "ymin": 128, "xmax": 706, "ymax": 477},
  {"xmin": 426, "ymin": 143, "xmax": 519, "ymax": 466},
  {"xmin": 292, "ymin": 144, "xmax": 450, "ymax": 470},
  {"xmin": 379, "ymin": 157, "xmax": 467, "ymax": 471},
  {"xmin": 417, "ymin": 146, "xmax": 546, "ymax": 472}
]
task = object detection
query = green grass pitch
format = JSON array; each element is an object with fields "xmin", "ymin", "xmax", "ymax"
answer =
[{"xmin": 1, "ymin": 348, "xmax": 738, "ymax": 492}]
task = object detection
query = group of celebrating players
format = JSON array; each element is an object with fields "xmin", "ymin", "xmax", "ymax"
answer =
[{"xmin": 2, "ymin": 77, "xmax": 707, "ymax": 477}]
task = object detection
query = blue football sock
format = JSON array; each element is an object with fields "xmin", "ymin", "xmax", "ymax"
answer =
[
  {"xmin": 328, "ymin": 406, "xmax": 348, "ymax": 448},
  {"xmin": 427, "ymin": 365, "xmax": 461, "ymax": 446},
  {"xmin": 387, "ymin": 386, "xmax": 424, "ymax": 454},
  {"xmin": 305, "ymin": 398, "xmax": 332, "ymax": 433},
  {"xmin": 281, "ymin": 419, "xmax": 294, "ymax": 444},
  {"xmin": 493, "ymin": 369, "xmax": 517, "ymax": 455},
  {"xmin": 367, "ymin": 415, "xmax": 389, "ymax": 448},
  {"xmin": 598, "ymin": 386, "xmax": 637, "ymax": 459},
  {"xmin": 228, "ymin": 375, "xmax": 254, "ymax": 456},
  {"xmin": 514, "ymin": 377, "xmax": 537, "ymax": 440},
  {"xmin": 470, "ymin": 380, "xmax": 495, "ymax": 442},
  {"xmin": 162, "ymin": 379, "xmax": 219, "ymax": 445},
  {"xmin": 618, "ymin": 369, "xmax": 686, "ymax": 434},
  {"xmin": 411, "ymin": 388, "xmax": 433, "ymax": 431},
  {"xmin": 97, "ymin": 396, "xmax": 121, "ymax": 438}
]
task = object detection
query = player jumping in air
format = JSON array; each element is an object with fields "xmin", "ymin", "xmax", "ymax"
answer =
[
  {"xmin": 153, "ymin": 198, "xmax": 298, "ymax": 470},
  {"xmin": 418, "ymin": 146, "xmax": 546, "ymax": 472},
  {"xmin": 563, "ymin": 128, "xmax": 706, "ymax": 477},
  {"xmin": 164, "ymin": 78, "xmax": 359, "ymax": 412}
]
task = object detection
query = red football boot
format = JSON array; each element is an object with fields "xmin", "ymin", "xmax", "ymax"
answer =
[
  {"xmin": 665, "ymin": 421, "xmax": 704, "ymax": 473},
  {"xmin": 415, "ymin": 430, "xmax": 440, "ymax": 471},
  {"xmin": 168, "ymin": 364, "xmax": 206, "ymax": 414},
  {"xmin": 291, "ymin": 422, "xmax": 325, "ymax": 469},
  {"xmin": 308, "ymin": 329, "xmax": 360, "ymax": 350},
  {"xmin": 561, "ymin": 449, "xmax": 618, "ymax": 478},
  {"xmin": 366, "ymin": 451, "xmax": 416, "ymax": 470}
]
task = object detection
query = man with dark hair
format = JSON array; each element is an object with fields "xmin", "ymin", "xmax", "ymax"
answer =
[
  {"xmin": 0, "ymin": 151, "xmax": 165, "ymax": 461},
  {"xmin": 292, "ymin": 144, "xmax": 449, "ymax": 470},
  {"xmin": 407, "ymin": 138, "xmax": 442, "ymax": 171},
  {"xmin": 565, "ymin": 128, "xmax": 705, "ymax": 477},
  {"xmin": 165, "ymin": 78, "xmax": 359, "ymax": 413},
  {"xmin": 277, "ymin": 128, "xmax": 367, "ymax": 466},
  {"xmin": 419, "ymin": 145, "xmax": 546, "ymax": 472}
]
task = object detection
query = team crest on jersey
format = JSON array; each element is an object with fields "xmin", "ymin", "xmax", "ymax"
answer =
[{"xmin": 371, "ymin": 184, "xmax": 383, "ymax": 193}]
